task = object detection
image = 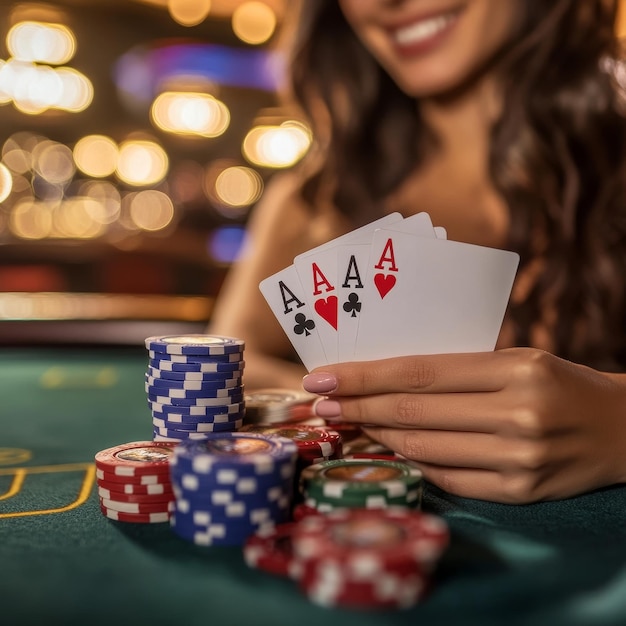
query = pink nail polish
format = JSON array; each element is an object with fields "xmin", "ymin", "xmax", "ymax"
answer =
[
  {"xmin": 314, "ymin": 399, "xmax": 342, "ymax": 418},
  {"xmin": 302, "ymin": 372, "xmax": 337, "ymax": 394}
]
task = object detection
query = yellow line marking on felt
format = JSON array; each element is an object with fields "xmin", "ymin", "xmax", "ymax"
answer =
[
  {"xmin": 0, "ymin": 463, "xmax": 96, "ymax": 519},
  {"xmin": 0, "ymin": 448, "xmax": 32, "ymax": 465},
  {"xmin": 40, "ymin": 366, "xmax": 119, "ymax": 389}
]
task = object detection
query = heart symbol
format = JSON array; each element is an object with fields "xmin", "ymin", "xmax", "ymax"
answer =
[
  {"xmin": 314, "ymin": 296, "xmax": 338, "ymax": 329},
  {"xmin": 374, "ymin": 273, "xmax": 396, "ymax": 299}
]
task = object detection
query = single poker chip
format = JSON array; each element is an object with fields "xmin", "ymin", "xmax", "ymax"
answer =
[
  {"xmin": 243, "ymin": 388, "xmax": 317, "ymax": 424},
  {"xmin": 145, "ymin": 383, "xmax": 244, "ymax": 399},
  {"xmin": 152, "ymin": 411, "xmax": 244, "ymax": 426},
  {"xmin": 96, "ymin": 480, "xmax": 173, "ymax": 496},
  {"xmin": 96, "ymin": 467, "xmax": 172, "ymax": 486},
  {"xmin": 239, "ymin": 424, "xmax": 341, "ymax": 459},
  {"xmin": 152, "ymin": 415, "xmax": 243, "ymax": 431},
  {"xmin": 146, "ymin": 392, "xmax": 245, "ymax": 406},
  {"xmin": 146, "ymin": 369, "xmax": 243, "ymax": 383},
  {"xmin": 244, "ymin": 523, "xmax": 298, "ymax": 577},
  {"xmin": 145, "ymin": 374, "xmax": 243, "ymax": 390},
  {"xmin": 153, "ymin": 421, "xmax": 242, "ymax": 438},
  {"xmin": 148, "ymin": 359, "xmax": 245, "ymax": 374},
  {"xmin": 145, "ymin": 334, "xmax": 245, "ymax": 356},
  {"xmin": 172, "ymin": 433, "xmax": 298, "ymax": 476},
  {"xmin": 94, "ymin": 441, "xmax": 176, "ymax": 477},
  {"xmin": 99, "ymin": 497, "xmax": 171, "ymax": 514},
  {"xmin": 99, "ymin": 504, "xmax": 170, "ymax": 524},
  {"xmin": 300, "ymin": 458, "xmax": 423, "ymax": 500},
  {"xmin": 152, "ymin": 418, "xmax": 243, "ymax": 433},
  {"xmin": 149, "ymin": 401, "xmax": 245, "ymax": 417},
  {"xmin": 97, "ymin": 486, "xmax": 174, "ymax": 504},
  {"xmin": 149, "ymin": 350, "xmax": 244, "ymax": 364},
  {"xmin": 303, "ymin": 490, "xmax": 422, "ymax": 513}
]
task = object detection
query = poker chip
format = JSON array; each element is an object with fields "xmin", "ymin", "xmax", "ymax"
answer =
[
  {"xmin": 147, "ymin": 393, "xmax": 245, "ymax": 407},
  {"xmin": 300, "ymin": 458, "xmax": 424, "ymax": 511},
  {"xmin": 149, "ymin": 350, "xmax": 243, "ymax": 363},
  {"xmin": 240, "ymin": 424, "xmax": 342, "ymax": 459},
  {"xmin": 152, "ymin": 415, "xmax": 243, "ymax": 431},
  {"xmin": 99, "ymin": 504, "xmax": 170, "ymax": 524},
  {"xmin": 97, "ymin": 486, "xmax": 173, "ymax": 503},
  {"xmin": 145, "ymin": 374, "xmax": 243, "ymax": 390},
  {"xmin": 149, "ymin": 402, "xmax": 245, "ymax": 416},
  {"xmin": 96, "ymin": 468, "xmax": 171, "ymax": 485},
  {"xmin": 153, "ymin": 421, "xmax": 243, "ymax": 440},
  {"xmin": 243, "ymin": 388, "xmax": 317, "ymax": 424},
  {"xmin": 94, "ymin": 441, "xmax": 176, "ymax": 477},
  {"xmin": 148, "ymin": 359, "xmax": 245, "ymax": 374},
  {"xmin": 100, "ymin": 497, "xmax": 171, "ymax": 515},
  {"xmin": 168, "ymin": 433, "xmax": 298, "ymax": 546},
  {"xmin": 171, "ymin": 433, "xmax": 298, "ymax": 476},
  {"xmin": 145, "ymin": 334, "xmax": 245, "ymax": 356},
  {"xmin": 290, "ymin": 508, "xmax": 449, "ymax": 609},
  {"xmin": 96, "ymin": 480, "xmax": 173, "ymax": 496},
  {"xmin": 243, "ymin": 523, "xmax": 298, "ymax": 577}
]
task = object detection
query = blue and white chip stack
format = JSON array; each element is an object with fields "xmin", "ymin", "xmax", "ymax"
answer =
[
  {"xmin": 169, "ymin": 433, "xmax": 298, "ymax": 545},
  {"xmin": 145, "ymin": 334, "xmax": 246, "ymax": 442}
]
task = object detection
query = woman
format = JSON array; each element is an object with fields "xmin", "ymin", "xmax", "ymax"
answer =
[{"xmin": 210, "ymin": 0, "xmax": 626, "ymax": 503}]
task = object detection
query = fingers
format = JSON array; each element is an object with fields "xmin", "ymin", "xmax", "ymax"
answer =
[
  {"xmin": 316, "ymin": 392, "xmax": 505, "ymax": 433},
  {"xmin": 303, "ymin": 351, "xmax": 515, "ymax": 397},
  {"xmin": 362, "ymin": 427, "xmax": 531, "ymax": 470}
]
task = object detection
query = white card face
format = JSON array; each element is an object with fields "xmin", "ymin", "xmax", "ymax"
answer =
[
  {"xmin": 293, "ymin": 213, "xmax": 404, "ymax": 363},
  {"xmin": 258, "ymin": 264, "xmax": 328, "ymax": 371},
  {"xmin": 353, "ymin": 232, "xmax": 520, "ymax": 360},
  {"xmin": 335, "ymin": 214, "xmax": 438, "ymax": 361}
]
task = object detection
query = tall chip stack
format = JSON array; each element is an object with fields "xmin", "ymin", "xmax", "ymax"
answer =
[{"xmin": 144, "ymin": 335, "xmax": 246, "ymax": 441}]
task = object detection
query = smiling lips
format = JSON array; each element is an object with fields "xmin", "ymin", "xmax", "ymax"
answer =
[{"xmin": 391, "ymin": 7, "xmax": 462, "ymax": 56}]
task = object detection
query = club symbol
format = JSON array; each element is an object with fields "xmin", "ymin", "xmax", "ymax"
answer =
[
  {"xmin": 343, "ymin": 293, "xmax": 361, "ymax": 318},
  {"xmin": 293, "ymin": 312, "xmax": 315, "ymax": 336}
]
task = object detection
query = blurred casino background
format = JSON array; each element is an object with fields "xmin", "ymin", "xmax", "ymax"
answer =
[
  {"xmin": 0, "ymin": 0, "xmax": 310, "ymax": 345},
  {"xmin": 1, "ymin": 1, "xmax": 625, "ymax": 346}
]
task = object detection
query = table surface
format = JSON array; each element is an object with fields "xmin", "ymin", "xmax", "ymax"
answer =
[{"xmin": 2, "ymin": 347, "xmax": 626, "ymax": 626}]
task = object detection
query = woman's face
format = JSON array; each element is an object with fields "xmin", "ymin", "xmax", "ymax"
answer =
[{"xmin": 338, "ymin": 0, "xmax": 523, "ymax": 97}]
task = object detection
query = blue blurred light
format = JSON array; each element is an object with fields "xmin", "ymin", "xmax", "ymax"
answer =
[
  {"xmin": 208, "ymin": 226, "xmax": 247, "ymax": 264},
  {"xmin": 115, "ymin": 43, "xmax": 285, "ymax": 105}
]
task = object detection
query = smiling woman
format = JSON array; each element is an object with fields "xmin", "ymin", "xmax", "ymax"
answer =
[{"xmin": 209, "ymin": 0, "xmax": 626, "ymax": 504}]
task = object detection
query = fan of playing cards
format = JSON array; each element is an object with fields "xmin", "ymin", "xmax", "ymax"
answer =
[{"xmin": 259, "ymin": 212, "xmax": 520, "ymax": 370}]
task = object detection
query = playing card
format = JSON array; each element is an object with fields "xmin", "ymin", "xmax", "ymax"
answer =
[
  {"xmin": 258, "ymin": 264, "xmax": 328, "ymax": 371},
  {"xmin": 353, "ymin": 231, "xmax": 519, "ymax": 360},
  {"xmin": 293, "ymin": 213, "xmax": 403, "ymax": 363},
  {"xmin": 336, "ymin": 212, "xmax": 438, "ymax": 361}
]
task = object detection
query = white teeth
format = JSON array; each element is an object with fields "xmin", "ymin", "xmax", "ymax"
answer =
[{"xmin": 394, "ymin": 14, "xmax": 455, "ymax": 46}]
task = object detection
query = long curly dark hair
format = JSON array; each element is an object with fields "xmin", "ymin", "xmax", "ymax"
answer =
[{"xmin": 284, "ymin": 0, "xmax": 626, "ymax": 370}]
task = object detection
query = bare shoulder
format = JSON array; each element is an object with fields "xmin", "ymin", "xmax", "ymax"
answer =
[{"xmin": 248, "ymin": 171, "xmax": 347, "ymax": 259}]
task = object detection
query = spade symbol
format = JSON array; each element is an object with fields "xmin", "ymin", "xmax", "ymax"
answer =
[{"xmin": 343, "ymin": 292, "xmax": 362, "ymax": 318}]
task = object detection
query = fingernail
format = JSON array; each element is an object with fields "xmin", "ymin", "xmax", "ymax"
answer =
[
  {"xmin": 302, "ymin": 372, "xmax": 337, "ymax": 394},
  {"xmin": 314, "ymin": 399, "xmax": 342, "ymax": 418}
]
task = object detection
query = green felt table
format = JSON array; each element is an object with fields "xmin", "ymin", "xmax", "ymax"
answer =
[{"xmin": 1, "ymin": 346, "xmax": 626, "ymax": 626}]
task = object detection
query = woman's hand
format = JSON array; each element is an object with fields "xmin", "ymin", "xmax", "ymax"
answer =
[{"xmin": 302, "ymin": 348, "xmax": 626, "ymax": 504}]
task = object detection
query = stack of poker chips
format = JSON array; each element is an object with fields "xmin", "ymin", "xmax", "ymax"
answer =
[
  {"xmin": 144, "ymin": 335, "xmax": 245, "ymax": 441},
  {"xmin": 299, "ymin": 458, "xmax": 423, "ymax": 513},
  {"xmin": 168, "ymin": 432, "xmax": 298, "ymax": 546},
  {"xmin": 289, "ymin": 508, "xmax": 449, "ymax": 609},
  {"xmin": 94, "ymin": 441, "xmax": 176, "ymax": 523}
]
